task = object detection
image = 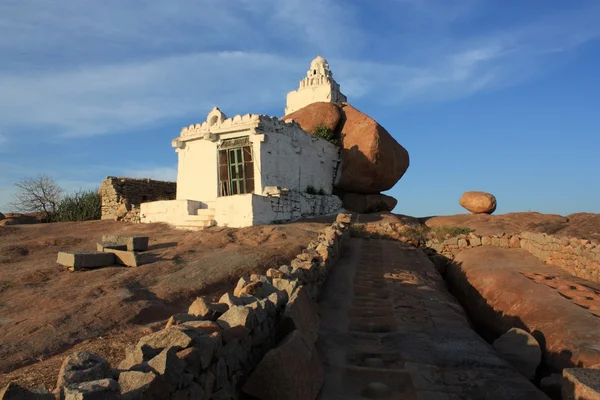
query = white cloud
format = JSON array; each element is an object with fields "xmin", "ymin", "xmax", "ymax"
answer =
[{"xmin": 0, "ymin": 0, "xmax": 598, "ymax": 142}]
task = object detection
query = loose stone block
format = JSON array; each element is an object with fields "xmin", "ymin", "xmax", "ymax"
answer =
[
  {"xmin": 96, "ymin": 242, "xmax": 127, "ymax": 252},
  {"xmin": 56, "ymin": 252, "xmax": 115, "ymax": 270},
  {"xmin": 188, "ymin": 298, "xmax": 228, "ymax": 321},
  {"xmin": 118, "ymin": 371, "xmax": 169, "ymax": 399},
  {"xmin": 63, "ymin": 378, "xmax": 120, "ymax": 400},
  {"xmin": 147, "ymin": 347, "xmax": 185, "ymax": 391},
  {"xmin": 0, "ymin": 382, "xmax": 54, "ymax": 399},
  {"xmin": 217, "ymin": 306, "xmax": 258, "ymax": 330},
  {"xmin": 101, "ymin": 235, "xmax": 149, "ymax": 251},
  {"xmin": 102, "ymin": 249, "xmax": 140, "ymax": 267},
  {"xmin": 56, "ymin": 351, "xmax": 112, "ymax": 391}
]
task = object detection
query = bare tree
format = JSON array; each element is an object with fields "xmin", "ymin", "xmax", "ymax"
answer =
[{"xmin": 8, "ymin": 174, "xmax": 63, "ymax": 214}]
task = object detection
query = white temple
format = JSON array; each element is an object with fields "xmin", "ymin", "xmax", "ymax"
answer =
[{"xmin": 139, "ymin": 56, "xmax": 345, "ymax": 229}]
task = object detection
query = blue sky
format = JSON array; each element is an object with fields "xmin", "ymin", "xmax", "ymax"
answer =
[{"xmin": 1, "ymin": 0, "xmax": 599, "ymax": 216}]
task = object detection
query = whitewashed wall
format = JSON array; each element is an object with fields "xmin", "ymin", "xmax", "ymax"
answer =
[
  {"xmin": 258, "ymin": 125, "xmax": 338, "ymax": 195},
  {"xmin": 176, "ymin": 139, "xmax": 218, "ymax": 202}
]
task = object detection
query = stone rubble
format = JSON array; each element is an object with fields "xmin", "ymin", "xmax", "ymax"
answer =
[{"xmin": 3, "ymin": 214, "xmax": 351, "ymax": 399}]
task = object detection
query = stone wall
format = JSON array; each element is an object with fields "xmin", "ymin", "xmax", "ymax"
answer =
[
  {"xmin": 353, "ymin": 222, "xmax": 600, "ymax": 283},
  {"xmin": 7, "ymin": 214, "xmax": 351, "ymax": 399},
  {"xmin": 100, "ymin": 177, "xmax": 176, "ymax": 222}
]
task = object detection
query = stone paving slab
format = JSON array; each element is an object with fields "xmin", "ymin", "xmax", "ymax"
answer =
[
  {"xmin": 56, "ymin": 251, "xmax": 115, "ymax": 270},
  {"xmin": 101, "ymin": 235, "xmax": 149, "ymax": 251},
  {"xmin": 316, "ymin": 238, "xmax": 548, "ymax": 400},
  {"xmin": 96, "ymin": 242, "xmax": 128, "ymax": 252},
  {"xmin": 102, "ymin": 248, "xmax": 141, "ymax": 267}
]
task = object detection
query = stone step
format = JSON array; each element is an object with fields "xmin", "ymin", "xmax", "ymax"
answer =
[
  {"xmin": 195, "ymin": 208, "xmax": 216, "ymax": 217},
  {"xmin": 176, "ymin": 219, "xmax": 217, "ymax": 230},
  {"xmin": 185, "ymin": 214, "xmax": 215, "ymax": 222}
]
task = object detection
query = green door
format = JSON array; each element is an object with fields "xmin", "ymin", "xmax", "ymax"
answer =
[{"xmin": 228, "ymin": 147, "xmax": 246, "ymax": 195}]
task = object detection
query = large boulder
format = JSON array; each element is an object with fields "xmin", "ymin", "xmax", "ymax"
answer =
[
  {"xmin": 459, "ymin": 191, "xmax": 497, "ymax": 214},
  {"xmin": 341, "ymin": 192, "xmax": 397, "ymax": 213},
  {"xmin": 492, "ymin": 328, "xmax": 541, "ymax": 380},
  {"xmin": 283, "ymin": 102, "xmax": 341, "ymax": 135},
  {"xmin": 283, "ymin": 102, "xmax": 409, "ymax": 194},
  {"xmin": 0, "ymin": 212, "xmax": 5, "ymax": 220}
]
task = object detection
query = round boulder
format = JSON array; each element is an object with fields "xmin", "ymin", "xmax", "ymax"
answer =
[
  {"xmin": 492, "ymin": 327, "xmax": 541, "ymax": 380},
  {"xmin": 459, "ymin": 191, "xmax": 497, "ymax": 214},
  {"xmin": 283, "ymin": 102, "xmax": 410, "ymax": 194},
  {"xmin": 283, "ymin": 102, "xmax": 341, "ymax": 136}
]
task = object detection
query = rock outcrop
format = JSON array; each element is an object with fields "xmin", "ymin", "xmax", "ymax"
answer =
[
  {"xmin": 283, "ymin": 102, "xmax": 409, "ymax": 213},
  {"xmin": 340, "ymin": 192, "xmax": 397, "ymax": 213},
  {"xmin": 459, "ymin": 191, "xmax": 497, "ymax": 214},
  {"xmin": 492, "ymin": 328, "xmax": 541, "ymax": 380}
]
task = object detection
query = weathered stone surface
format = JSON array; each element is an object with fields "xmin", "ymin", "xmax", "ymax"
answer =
[
  {"xmin": 242, "ymin": 330, "xmax": 324, "ymax": 400},
  {"xmin": 63, "ymin": 378, "xmax": 119, "ymax": 400},
  {"xmin": 176, "ymin": 337, "xmax": 215, "ymax": 375},
  {"xmin": 272, "ymin": 278, "xmax": 301, "ymax": 298},
  {"xmin": 136, "ymin": 328, "xmax": 200, "ymax": 358},
  {"xmin": 164, "ymin": 313, "xmax": 198, "ymax": 329},
  {"xmin": 283, "ymin": 102, "xmax": 410, "ymax": 194},
  {"xmin": 101, "ymin": 235, "xmax": 149, "ymax": 251},
  {"xmin": 336, "ymin": 104, "xmax": 409, "ymax": 194},
  {"xmin": 459, "ymin": 191, "xmax": 497, "ymax": 214},
  {"xmin": 102, "ymin": 249, "xmax": 141, "ymax": 267},
  {"xmin": 282, "ymin": 101, "xmax": 341, "ymax": 135},
  {"xmin": 0, "ymin": 382, "xmax": 53, "ymax": 399},
  {"xmin": 118, "ymin": 345, "xmax": 145, "ymax": 370},
  {"xmin": 336, "ymin": 213, "xmax": 352, "ymax": 224},
  {"xmin": 449, "ymin": 246, "xmax": 600, "ymax": 372},
  {"xmin": 56, "ymin": 351, "xmax": 112, "ymax": 391},
  {"xmin": 188, "ymin": 298, "xmax": 228, "ymax": 321},
  {"xmin": 282, "ymin": 286, "xmax": 319, "ymax": 346},
  {"xmin": 147, "ymin": 347, "xmax": 185, "ymax": 390},
  {"xmin": 266, "ymin": 268, "xmax": 285, "ymax": 279},
  {"xmin": 563, "ymin": 368, "xmax": 600, "ymax": 400},
  {"xmin": 175, "ymin": 321, "xmax": 221, "ymax": 335},
  {"xmin": 217, "ymin": 306, "xmax": 258, "ymax": 330},
  {"xmin": 493, "ymin": 327, "xmax": 541, "ymax": 379},
  {"xmin": 118, "ymin": 370, "xmax": 169, "ymax": 399},
  {"xmin": 340, "ymin": 192, "xmax": 397, "ymax": 213},
  {"xmin": 96, "ymin": 242, "xmax": 127, "ymax": 252},
  {"xmin": 233, "ymin": 280, "xmax": 278, "ymax": 300},
  {"xmin": 56, "ymin": 252, "xmax": 115, "ymax": 270}
]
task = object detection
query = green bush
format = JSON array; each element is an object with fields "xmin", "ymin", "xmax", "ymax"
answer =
[
  {"xmin": 46, "ymin": 189, "xmax": 101, "ymax": 222},
  {"xmin": 306, "ymin": 185, "xmax": 318, "ymax": 195},
  {"xmin": 401, "ymin": 224, "xmax": 430, "ymax": 244},
  {"xmin": 318, "ymin": 188, "xmax": 326, "ymax": 195},
  {"xmin": 313, "ymin": 124, "xmax": 339, "ymax": 146}
]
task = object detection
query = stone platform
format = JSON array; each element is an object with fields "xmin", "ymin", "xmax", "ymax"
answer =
[{"xmin": 316, "ymin": 238, "xmax": 547, "ymax": 399}]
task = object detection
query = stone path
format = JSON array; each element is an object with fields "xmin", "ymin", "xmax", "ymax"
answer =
[{"xmin": 316, "ymin": 238, "xmax": 548, "ymax": 400}]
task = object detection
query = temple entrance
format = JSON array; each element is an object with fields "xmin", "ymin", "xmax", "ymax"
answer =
[{"xmin": 218, "ymin": 136, "xmax": 254, "ymax": 196}]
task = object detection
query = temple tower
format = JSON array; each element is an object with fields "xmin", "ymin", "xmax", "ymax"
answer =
[{"xmin": 284, "ymin": 55, "xmax": 347, "ymax": 115}]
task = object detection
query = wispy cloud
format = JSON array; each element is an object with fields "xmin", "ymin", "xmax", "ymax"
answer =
[
  {"xmin": 0, "ymin": 0, "xmax": 598, "ymax": 143},
  {"xmin": 126, "ymin": 166, "xmax": 177, "ymax": 182}
]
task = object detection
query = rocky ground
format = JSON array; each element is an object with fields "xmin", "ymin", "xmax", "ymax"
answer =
[
  {"xmin": 0, "ymin": 218, "xmax": 331, "ymax": 389},
  {"xmin": 1, "ymin": 210, "xmax": 598, "ymax": 393}
]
